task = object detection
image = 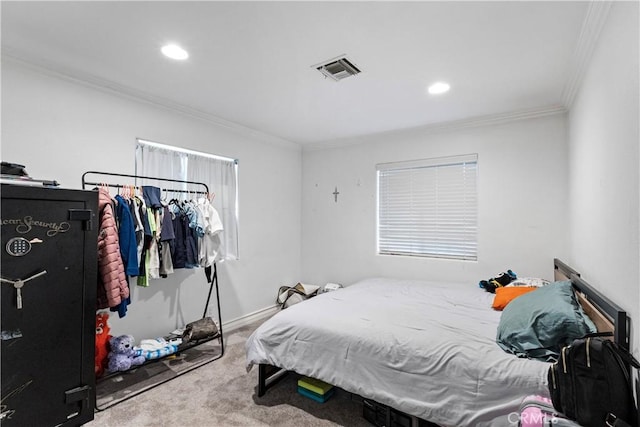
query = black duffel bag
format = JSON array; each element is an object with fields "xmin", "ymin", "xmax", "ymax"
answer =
[{"xmin": 548, "ymin": 333, "xmax": 640, "ymax": 427}]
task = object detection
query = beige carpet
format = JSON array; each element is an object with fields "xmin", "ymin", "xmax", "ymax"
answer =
[{"xmin": 86, "ymin": 320, "xmax": 371, "ymax": 427}]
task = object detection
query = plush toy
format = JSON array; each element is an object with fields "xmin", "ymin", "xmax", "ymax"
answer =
[
  {"xmin": 479, "ymin": 269, "xmax": 517, "ymax": 293},
  {"xmin": 107, "ymin": 335, "xmax": 146, "ymax": 372},
  {"xmin": 95, "ymin": 312, "xmax": 112, "ymax": 378}
]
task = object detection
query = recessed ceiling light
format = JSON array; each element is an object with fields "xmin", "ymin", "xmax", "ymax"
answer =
[
  {"xmin": 428, "ymin": 82, "xmax": 450, "ymax": 95},
  {"xmin": 161, "ymin": 44, "xmax": 189, "ymax": 60}
]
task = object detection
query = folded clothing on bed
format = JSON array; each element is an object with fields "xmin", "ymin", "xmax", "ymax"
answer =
[{"xmin": 479, "ymin": 269, "xmax": 517, "ymax": 293}]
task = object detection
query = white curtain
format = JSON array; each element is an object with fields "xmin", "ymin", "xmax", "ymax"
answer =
[
  {"xmin": 187, "ymin": 153, "xmax": 239, "ymax": 260},
  {"xmin": 135, "ymin": 143, "xmax": 188, "ymax": 183},
  {"xmin": 135, "ymin": 142, "xmax": 239, "ymax": 261}
]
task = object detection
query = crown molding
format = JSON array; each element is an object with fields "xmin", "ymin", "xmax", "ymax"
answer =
[
  {"xmin": 561, "ymin": 1, "xmax": 612, "ymax": 108},
  {"xmin": 303, "ymin": 104, "xmax": 567, "ymax": 152},
  {"xmin": 1, "ymin": 50, "xmax": 302, "ymax": 152}
]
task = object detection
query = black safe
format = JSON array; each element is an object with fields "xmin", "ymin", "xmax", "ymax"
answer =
[{"xmin": 1, "ymin": 184, "xmax": 98, "ymax": 426}]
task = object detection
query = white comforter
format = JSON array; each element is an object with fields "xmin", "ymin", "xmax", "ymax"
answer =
[{"xmin": 246, "ymin": 278, "xmax": 550, "ymax": 426}]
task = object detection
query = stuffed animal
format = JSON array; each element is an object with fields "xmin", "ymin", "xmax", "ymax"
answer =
[
  {"xmin": 107, "ymin": 335, "xmax": 146, "ymax": 372},
  {"xmin": 95, "ymin": 312, "xmax": 112, "ymax": 378}
]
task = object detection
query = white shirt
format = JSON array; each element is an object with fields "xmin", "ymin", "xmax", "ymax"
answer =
[{"xmin": 197, "ymin": 197, "xmax": 223, "ymax": 267}]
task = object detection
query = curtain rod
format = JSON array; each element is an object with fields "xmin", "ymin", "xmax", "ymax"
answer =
[{"xmin": 136, "ymin": 138, "xmax": 237, "ymax": 164}]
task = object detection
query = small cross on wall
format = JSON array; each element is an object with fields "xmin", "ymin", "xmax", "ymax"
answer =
[{"xmin": 333, "ymin": 186, "xmax": 340, "ymax": 203}]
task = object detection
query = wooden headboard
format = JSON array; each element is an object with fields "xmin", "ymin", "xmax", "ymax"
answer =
[{"xmin": 554, "ymin": 258, "xmax": 629, "ymax": 350}]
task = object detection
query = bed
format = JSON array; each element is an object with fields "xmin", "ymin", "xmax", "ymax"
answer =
[{"xmin": 245, "ymin": 259, "xmax": 629, "ymax": 426}]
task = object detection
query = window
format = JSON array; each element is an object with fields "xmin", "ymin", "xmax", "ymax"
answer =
[
  {"xmin": 376, "ymin": 154, "xmax": 477, "ymax": 260},
  {"xmin": 135, "ymin": 139, "xmax": 239, "ymax": 260}
]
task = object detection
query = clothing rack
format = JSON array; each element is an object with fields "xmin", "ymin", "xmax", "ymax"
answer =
[
  {"xmin": 82, "ymin": 170, "xmax": 224, "ymax": 410},
  {"xmin": 82, "ymin": 170, "xmax": 211, "ymax": 196}
]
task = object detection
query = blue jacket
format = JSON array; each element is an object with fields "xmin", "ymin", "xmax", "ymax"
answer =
[{"xmin": 114, "ymin": 195, "xmax": 140, "ymax": 276}]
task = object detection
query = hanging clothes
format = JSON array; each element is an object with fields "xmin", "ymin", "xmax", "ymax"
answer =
[
  {"xmin": 146, "ymin": 207, "xmax": 160, "ymax": 279},
  {"xmin": 197, "ymin": 197, "xmax": 224, "ymax": 267},
  {"xmin": 96, "ymin": 188, "xmax": 130, "ymax": 315},
  {"xmin": 137, "ymin": 196, "xmax": 153, "ymax": 288},
  {"xmin": 142, "ymin": 185, "xmax": 162, "ymax": 209},
  {"xmin": 184, "ymin": 200, "xmax": 205, "ymax": 237},
  {"xmin": 114, "ymin": 194, "xmax": 139, "ymax": 277},
  {"xmin": 169, "ymin": 202, "xmax": 188, "ymax": 269},
  {"xmin": 85, "ymin": 172, "xmax": 226, "ymax": 332},
  {"xmin": 94, "ymin": 183, "xmax": 221, "ymax": 291},
  {"xmin": 158, "ymin": 206, "xmax": 175, "ymax": 277},
  {"xmin": 130, "ymin": 196, "xmax": 145, "ymax": 269},
  {"xmin": 183, "ymin": 201, "xmax": 200, "ymax": 268}
]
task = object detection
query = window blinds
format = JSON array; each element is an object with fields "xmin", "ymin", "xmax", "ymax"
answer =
[{"xmin": 376, "ymin": 154, "xmax": 478, "ymax": 260}]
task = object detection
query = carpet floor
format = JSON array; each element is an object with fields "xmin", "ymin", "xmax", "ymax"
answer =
[{"xmin": 86, "ymin": 319, "xmax": 371, "ymax": 427}]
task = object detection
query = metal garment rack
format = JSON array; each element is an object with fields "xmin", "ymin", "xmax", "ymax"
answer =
[{"xmin": 82, "ymin": 171, "xmax": 224, "ymax": 409}]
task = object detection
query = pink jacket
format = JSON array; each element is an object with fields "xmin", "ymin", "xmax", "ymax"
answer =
[{"xmin": 97, "ymin": 188, "xmax": 130, "ymax": 307}]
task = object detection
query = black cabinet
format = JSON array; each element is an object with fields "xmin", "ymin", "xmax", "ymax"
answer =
[{"xmin": 1, "ymin": 184, "xmax": 98, "ymax": 426}]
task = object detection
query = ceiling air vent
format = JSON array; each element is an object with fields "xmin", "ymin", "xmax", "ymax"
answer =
[{"xmin": 314, "ymin": 55, "xmax": 361, "ymax": 81}]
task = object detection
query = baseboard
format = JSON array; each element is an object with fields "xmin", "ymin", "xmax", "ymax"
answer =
[{"xmin": 223, "ymin": 305, "xmax": 279, "ymax": 333}]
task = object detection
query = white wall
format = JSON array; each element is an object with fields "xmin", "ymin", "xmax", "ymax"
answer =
[
  {"xmin": 301, "ymin": 114, "xmax": 568, "ymax": 286},
  {"xmin": 567, "ymin": 1, "xmax": 640, "ymax": 355},
  {"xmin": 1, "ymin": 59, "xmax": 302, "ymax": 339}
]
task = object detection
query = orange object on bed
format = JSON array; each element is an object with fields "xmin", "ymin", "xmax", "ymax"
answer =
[{"xmin": 492, "ymin": 286, "xmax": 538, "ymax": 310}]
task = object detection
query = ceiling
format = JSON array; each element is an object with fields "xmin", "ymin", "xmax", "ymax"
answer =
[{"xmin": 2, "ymin": 1, "xmax": 591, "ymax": 146}]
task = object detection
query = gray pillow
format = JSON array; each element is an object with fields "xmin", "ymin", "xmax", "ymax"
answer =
[{"xmin": 496, "ymin": 280, "xmax": 596, "ymax": 361}]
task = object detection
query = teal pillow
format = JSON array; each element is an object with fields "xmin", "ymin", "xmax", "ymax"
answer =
[{"xmin": 496, "ymin": 280, "xmax": 596, "ymax": 361}]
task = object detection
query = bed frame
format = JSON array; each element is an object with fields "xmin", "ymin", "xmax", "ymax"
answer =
[
  {"xmin": 554, "ymin": 258, "xmax": 638, "ymax": 424},
  {"xmin": 257, "ymin": 259, "xmax": 631, "ymax": 397},
  {"xmin": 553, "ymin": 258, "xmax": 629, "ymax": 350}
]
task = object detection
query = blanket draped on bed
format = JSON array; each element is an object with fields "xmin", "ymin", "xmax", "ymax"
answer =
[{"xmin": 246, "ymin": 278, "xmax": 550, "ymax": 427}]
